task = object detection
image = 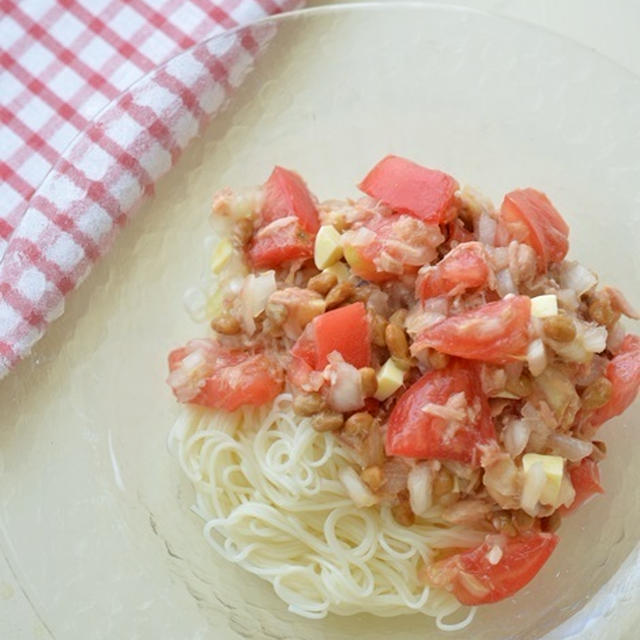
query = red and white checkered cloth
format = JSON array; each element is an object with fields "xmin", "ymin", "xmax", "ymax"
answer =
[{"xmin": 0, "ymin": 0, "xmax": 303, "ymax": 378}]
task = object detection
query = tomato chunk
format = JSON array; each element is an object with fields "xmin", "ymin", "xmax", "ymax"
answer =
[
  {"xmin": 416, "ymin": 242, "xmax": 489, "ymax": 300},
  {"xmin": 560, "ymin": 459, "xmax": 604, "ymax": 515},
  {"xmin": 343, "ymin": 213, "xmax": 443, "ymax": 283},
  {"xmin": 358, "ymin": 155, "xmax": 459, "ymax": 225},
  {"xmin": 291, "ymin": 302, "xmax": 371, "ymax": 370},
  {"xmin": 423, "ymin": 531, "xmax": 559, "ymax": 605},
  {"xmin": 499, "ymin": 189, "xmax": 569, "ymax": 271},
  {"xmin": 590, "ymin": 334, "xmax": 640, "ymax": 428},
  {"xmin": 261, "ymin": 166, "xmax": 319, "ymax": 233},
  {"xmin": 247, "ymin": 218, "xmax": 314, "ymax": 269},
  {"xmin": 386, "ymin": 360, "xmax": 496, "ymax": 465},
  {"xmin": 412, "ymin": 296, "xmax": 531, "ymax": 364},
  {"xmin": 167, "ymin": 339, "xmax": 283, "ymax": 411}
]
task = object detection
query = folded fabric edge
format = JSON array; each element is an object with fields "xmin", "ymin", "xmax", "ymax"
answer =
[{"xmin": 0, "ymin": 14, "xmax": 293, "ymax": 380}]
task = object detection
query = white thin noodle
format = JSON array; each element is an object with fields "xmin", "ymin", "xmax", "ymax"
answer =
[{"xmin": 169, "ymin": 394, "xmax": 481, "ymax": 629}]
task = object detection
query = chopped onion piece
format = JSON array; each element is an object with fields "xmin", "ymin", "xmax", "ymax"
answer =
[
  {"xmin": 556, "ymin": 288, "xmax": 580, "ymax": 311},
  {"xmin": 527, "ymin": 339, "xmax": 547, "ymax": 377},
  {"xmin": 487, "ymin": 545, "xmax": 503, "ymax": 565},
  {"xmin": 228, "ymin": 275, "xmax": 244, "ymax": 296},
  {"xmin": 502, "ymin": 419, "xmax": 531, "ymax": 457},
  {"xmin": 582, "ymin": 323, "xmax": 608, "ymax": 353},
  {"xmin": 239, "ymin": 271, "xmax": 277, "ymax": 334},
  {"xmin": 477, "ymin": 212, "xmax": 497, "ymax": 246},
  {"xmin": 496, "ymin": 268, "xmax": 517, "ymax": 296},
  {"xmin": 325, "ymin": 355, "xmax": 364, "ymax": 412},
  {"xmin": 408, "ymin": 464, "xmax": 433, "ymax": 516},
  {"xmin": 556, "ymin": 261, "xmax": 597, "ymax": 296},
  {"xmin": 339, "ymin": 466, "xmax": 378, "ymax": 507},
  {"xmin": 548, "ymin": 433, "xmax": 593, "ymax": 462}
]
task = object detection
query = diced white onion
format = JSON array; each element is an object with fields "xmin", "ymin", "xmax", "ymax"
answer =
[
  {"xmin": 502, "ymin": 419, "xmax": 531, "ymax": 457},
  {"xmin": 556, "ymin": 261, "xmax": 597, "ymax": 296},
  {"xmin": 556, "ymin": 288, "xmax": 580, "ymax": 311},
  {"xmin": 339, "ymin": 466, "xmax": 378, "ymax": 507},
  {"xmin": 487, "ymin": 545, "xmax": 503, "ymax": 565},
  {"xmin": 408, "ymin": 464, "xmax": 433, "ymax": 516},
  {"xmin": 477, "ymin": 213, "xmax": 497, "ymax": 246},
  {"xmin": 239, "ymin": 271, "xmax": 277, "ymax": 334},
  {"xmin": 325, "ymin": 355, "xmax": 364, "ymax": 412},
  {"xmin": 527, "ymin": 339, "xmax": 547, "ymax": 376},
  {"xmin": 582, "ymin": 323, "xmax": 608, "ymax": 353},
  {"xmin": 547, "ymin": 433, "xmax": 593, "ymax": 462},
  {"xmin": 227, "ymin": 276, "xmax": 244, "ymax": 295},
  {"xmin": 496, "ymin": 268, "xmax": 517, "ymax": 296}
]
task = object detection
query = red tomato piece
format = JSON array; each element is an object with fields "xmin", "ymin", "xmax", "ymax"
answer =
[
  {"xmin": 499, "ymin": 189, "xmax": 569, "ymax": 271},
  {"xmin": 343, "ymin": 213, "xmax": 444, "ymax": 283},
  {"xmin": 424, "ymin": 531, "xmax": 559, "ymax": 605},
  {"xmin": 167, "ymin": 340, "xmax": 283, "ymax": 411},
  {"xmin": 291, "ymin": 302, "xmax": 371, "ymax": 370},
  {"xmin": 590, "ymin": 334, "xmax": 640, "ymax": 428},
  {"xmin": 412, "ymin": 296, "xmax": 531, "ymax": 365},
  {"xmin": 385, "ymin": 360, "xmax": 496, "ymax": 465},
  {"xmin": 416, "ymin": 242, "xmax": 489, "ymax": 300},
  {"xmin": 261, "ymin": 166, "xmax": 319, "ymax": 233},
  {"xmin": 247, "ymin": 218, "xmax": 314, "ymax": 269},
  {"xmin": 358, "ymin": 155, "xmax": 459, "ymax": 225},
  {"xmin": 560, "ymin": 459, "xmax": 604, "ymax": 515}
]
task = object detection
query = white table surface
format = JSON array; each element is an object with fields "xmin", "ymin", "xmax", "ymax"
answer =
[{"xmin": 2, "ymin": 1, "xmax": 639, "ymax": 638}]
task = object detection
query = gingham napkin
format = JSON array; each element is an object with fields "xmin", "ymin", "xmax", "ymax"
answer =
[{"xmin": 0, "ymin": 0, "xmax": 302, "ymax": 378}]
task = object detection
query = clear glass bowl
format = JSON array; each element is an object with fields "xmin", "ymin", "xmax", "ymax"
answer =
[{"xmin": 1, "ymin": 4, "xmax": 639, "ymax": 639}]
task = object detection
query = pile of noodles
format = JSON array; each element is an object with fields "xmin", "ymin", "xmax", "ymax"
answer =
[{"xmin": 169, "ymin": 393, "xmax": 485, "ymax": 630}]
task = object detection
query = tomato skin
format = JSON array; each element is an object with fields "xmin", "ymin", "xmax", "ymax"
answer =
[
  {"xmin": 291, "ymin": 302, "xmax": 371, "ymax": 371},
  {"xmin": 261, "ymin": 166, "xmax": 319, "ymax": 233},
  {"xmin": 247, "ymin": 219, "xmax": 313, "ymax": 269},
  {"xmin": 424, "ymin": 531, "xmax": 559, "ymax": 605},
  {"xmin": 358, "ymin": 155, "xmax": 459, "ymax": 225},
  {"xmin": 590, "ymin": 334, "xmax": 640, "ymax": 428},
  {"xmin": 500, "ymin": 189, "xmax": 569, "ymax": 271},
  {"xmin": 168, "ymin": 342, "xmax": 283, "ymax": 411},
  {"xmin": 412, "ymin": 296, "xmax": 531, "ymax": 365},
  {"xmin": 416, "ymin": 242, "xmax": 489, "ymax": 300},
  {"xmin": 560, "ymin": 459, "xmax": 604, "ymax": 515},
  {"xmin": 385, "ymin": 360, "xmax": 496, "ymax": 465}
]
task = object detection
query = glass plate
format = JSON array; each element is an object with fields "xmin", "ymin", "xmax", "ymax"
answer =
[{"xmin": 1, "ymin": 3, "xmax": 639, "ymax": 639}]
